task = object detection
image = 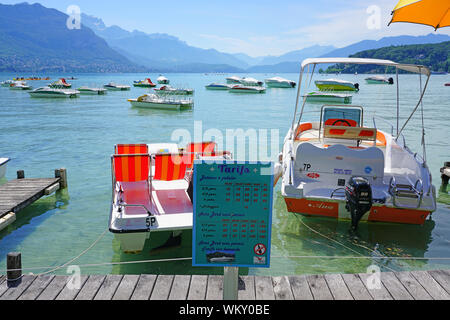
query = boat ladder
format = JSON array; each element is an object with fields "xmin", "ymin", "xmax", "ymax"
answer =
[{"xmin": 389, "ymin": 177, "xmax": 424, "ymax": 209}]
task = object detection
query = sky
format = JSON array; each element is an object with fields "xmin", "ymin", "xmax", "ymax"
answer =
[{"xmin": 1, "ymin": 0, "xmax": 449, "ymax": 56}]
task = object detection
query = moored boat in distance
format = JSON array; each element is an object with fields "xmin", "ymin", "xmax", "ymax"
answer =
[
  {"xmin": 104, "ymin": 82, "xmax": 131, "ymax": 91},
  {"xmin": 265, "ymin": 76, "xmax": 297, "ymax": 88},
  {"xmin": 157, "ymin": 76, "xmax": 170, "ymax": 84},
  {"xmin": 365, "ymin": 76, "xmax": 394, "ymax": 85},
  {"xmin": 280, "ymin": 57, "xmax": 436, "ymax": 229},
  {"xmin": 445, "ymin": 83, "xmax": 450, "ymax": 87},
  {"xmin": 229, "ymin": 85, "xmax": 266, "ymax": 93},
  {"xmin": 315, "ymin": 78, "xmax": 359, "ymax": 91},
  {"xmin": 226, "ymin": 76, "xmax": 243, "ymax": 84},
  {"xmin": 109, "ymin": 142, "xmax": 232, "ymax": 253},
  {"xmin": 9, "ymin": 81, "xmax": 32, "ymax": 90},
  {"xmin": 0, "ymin": 158, "xmax": 10, "ymax": 180},
  {"xmin": 29, "ymin": 87, "xmax": 80, "ymax": 98},
  {"xmin": 128, "ymin": 94, "xmax": 193, "ymax": 110},
  {"xmin": 77, "ymin": 87, "xmax": 107, "ymax": 95},
  {"xmin": 134, "ymin": 78, "xmax": 157, "ymax": 88},
  {"xmin": 1, "ymin": 80, "xmax": 15, "ymax": 87},
  {"xmin": 240, "ymin": 77, "xmax": 264, "ymax": 86},
  {"xmin": 49, "ymin": 78, "xmax": 72, "ymax": 89},
  {"xmin": 154, "ymin": 85, "xmax": 194, "ymax": 95},
  {"xmin": 304, "ymin": 91, "xmax": 352, "ymax": 104},
  {"xmin": 205, "ymin": 83, "xmax": 232, "ymax": 90}
]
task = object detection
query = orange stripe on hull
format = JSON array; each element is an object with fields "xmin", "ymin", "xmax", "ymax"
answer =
[{"xmin": 284, "ymin": 198, "xmax": 431, "ymax": 225}]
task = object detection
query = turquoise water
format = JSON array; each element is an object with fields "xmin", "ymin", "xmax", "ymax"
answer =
[{"xmin": 0, "ymin": 72, "xmax": 449, "ymax": 277}]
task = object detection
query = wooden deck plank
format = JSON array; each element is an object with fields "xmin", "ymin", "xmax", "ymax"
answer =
[
  {"xmin": 17, "ymin": 275, "xmax": 55, "ymax": 301},
  {"xmin": 130, "ymin": 275, "xmax": 157, "ymax": 300},
  {"xmin": 55, "ymin": 275, "xmax": 88, "ymax": 300},
  {"xmin": 324, "ymin": 274, "xmax": 354, "ymax": 300},
  {"xmin": 94, "ymin": 275, "xmax": 123, "ymax": 300},
  {"xmin": 341, "ymin": 274, "xmax": 373, "ymax": 300},
  {"xmin": 169, "ymin": 275, "xmax": 191, "ymax": 300},
  {"xmin": 238, "ymin": 276, "xmax": 255, "ymax": 300},
  {"xmin": 150, "ymin": 275, "xmax": 174, "ymax": 300},
  {"xmin": 358, "ymin": 273, "xmax": 393, "ymax": 300},
  {"xmin": 306, "ymin": 275, "xmax": 333, "ymax": 300},
  {"xmin": 380, "ymin": 272, "xmax": 413, "ymax": 300},
  {"xmin": 112, "ymin": 275, "xmax": 140, "ymax": 300},
  {"xmin": 395, "ymin": 272, "xmax": 433, "ymax": 300},
  {"xmin": 36, "ymin": 276, "xmax": 69, "ymax": 300},
  {"xmin": 187, "ymin": 275, "xmax": 208, "ymax": 300},
  {"xmin": 410, "ymin": 271, "xmax": 450, "ymax": 300},
  {"xmin": 428, "ymin": 270, "xmax": 450, "ymax": 295},
  {"xmin": 0, "ymin": 276, "xmax": 37, "ymax": 300},
  {"xmin": 255, "ymin": 276, "xmax": 276, "ymax": 300},
  {"xmin": 288, "ymin": 276, "xmax": 313, "ymax": 300},
  {"xmin": 206, "ymin": 275, "xmax": 223, "ymax": 300},
  {"xmin": 272, "ymin": 276, "xmax": 294, "ymax": 300},
  {"xmin": 75, "ymin": 275, "xmax": 106, "ymax": 300}
]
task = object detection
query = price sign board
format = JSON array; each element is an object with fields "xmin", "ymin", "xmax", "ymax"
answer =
[{"xmin": 192, "ymin": 161, "xmax": 274, "ymax": 268}]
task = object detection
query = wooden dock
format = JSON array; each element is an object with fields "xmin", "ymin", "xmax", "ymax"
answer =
[
  {"xmin": 0, "ymin": 169, "xmax": 66, "ymax": 231},
  {"xmin": 0, "ymin": 270, "xmax": 449, "ymax": 300}
]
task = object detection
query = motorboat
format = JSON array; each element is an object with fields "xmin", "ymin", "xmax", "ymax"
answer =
[
  {"xmin": 315, "ymin": 78, "xmax": 359, "ymax": 91},
  {"xmin": 240, "ymin": 77, "xmax": 264, "ymax": 86},
  {"xmin": 9, "ymin": 81, "xmax": 32, "ymax": 90},
  {"xmin": 29, "ymin": 87, "xmax": 80, "ymax": 98},
  {"xmin": 0, "ymin": 158, "xmax": 10, "ymax": 180},
  {"xmin": 104, "ymin": 83, "xmax": 131, "ymax": 91},
  {"xmin": 304, "ymin": 91, "xmax": 352, "ymax": 104},
  {"xmin": 205, "ymin": 83, "xmax": 232, "ymax": 90},
  {"xmin": 77, "ymin": 87, "xmax": 107, "ymax": 95},
  {"xmin": 1, "ymin": 80, "xmax": 15, "ymax": 87},
  {"xmin": 134, "ymin": 78, "xmax": 157, "ymax": 88},
  {"xmin": 226, "ymin": 76, "xmax": 243, "ymax": 84},
  {"xmin": 265, "ymin": 76, "xmax": 297, "ymax": 88},
  {"xmin": 229, "ymin": 85, "xmax": 266, "ymax": 93},
  {"xmin": 280, "ymin": 57, "xmax": 436, "ymax": 229},
  {"xmin": 109, "ymin": 142, "xmax": 232, "ymax": 253},
  {"xmin": 49, "ymin": 78, "xmax": 72, "ymax": 89},
  {"xmin": 128, "ymin": 94, "xmax": 193, "ymax": 110},
  {"xmin": 445, "ymin": 83, "xmax": 450, "ymax": 87},
  {"xmin": 154, "ymin": 85, "xmax": 194, "ymax": 95},
  {"xmin": 366, "ymin": 76, "xmax": 394, "ymax": 85},
  {"xmin": 157, "ymin": 76, "xmax": 170, "ymax": 84}
]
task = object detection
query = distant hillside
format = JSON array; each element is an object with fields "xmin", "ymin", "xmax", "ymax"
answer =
[
  {"xmin": 257, "ymin": 45, "xmax": 336, "ymax": 66},
  {"xmin": 325, "ymin": 41, "xmax": 450, "ymax": 74},
  {"xmin": 0, "ymin": 3, "xmax": 145, "ymax": 73}
]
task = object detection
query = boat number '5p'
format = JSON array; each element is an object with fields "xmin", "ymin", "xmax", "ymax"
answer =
[{"xmin": 146, "ymin": 217, "xmax": 157, "ymax": 228}]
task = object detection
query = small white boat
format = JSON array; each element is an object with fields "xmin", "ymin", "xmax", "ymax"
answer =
[
  {"xmin": 128, "ymin": 94, "xmax": 193, "ymax": 110},
  {"xmin": 366, "ymin": 76, "xmax": 394, "ymax": 85},
  {"xmin": 226, "ymin": 76, "xmax": 243, "ymax": 84},
  {"xmin": 0, "ymin": 158, "xmax": 10, "ymax": 180},
  {"xmin": 265, "ymin": 76, "xmax": 297, "ymax": 88},
  {"xmin": 1, "ymin": 80, "xmax": 15, "ymax": 87},
  {"xmin": 29, "ymin": 87, "xmax": 80, "ymax": 98},
  {"xmin": 157, "ymin": 76, "xmax": 170, "ymax": 84},
  {"xmin": 315, "ymin": 78, "xmax": 359, "ymax": 91},
  {"xmin": 104, "ymin": 83, "xmax": 131, "ymax": 91},
  {"xmin": 205, "ymin": 83, "xmax": 232, "ymax": 90},
  {"xmin": 9, "ymin": 81, "xmax": 32, "ymax": 90},
  {"xmin": 229, "ymin": 85, "xmax": 266, "ymax": 93},
  {"xmin": 240, "ymin": 77, "xmax": 264, "ymax": 86},
  {"xmin": 109, "ymin": 142, "xmax": 232, "ymax": 253},
  {"xmin": 304, "ymin": 91, "xmax": 352, "ymax": 104},
  {"xmin": 154, "ymin": 85, "xmax": 194, "ymax": 95},
  {"xmin": 77, "ymin": 87, "xmax": 107, "ymax": 95},
  {"xmin": 49, "ymin": 78, "xmax": 72, "ymax": 89}
]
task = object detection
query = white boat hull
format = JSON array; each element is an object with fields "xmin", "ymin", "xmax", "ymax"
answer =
[
  {"xmin": 129, "ymin": 100, "xmax": 193, "ymax": 110},
  {"xmin": 265, "ymin": 81, "xmax": 296, "ymax": 88},
  {"xmin": 29, "ymin": 92, "xmax": 78, "ymax": 98}
]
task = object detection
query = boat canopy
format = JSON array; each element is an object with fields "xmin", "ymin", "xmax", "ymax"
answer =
[{"xmin": 301, "ymin": 58, "xmax": 430, "ymax": 76}]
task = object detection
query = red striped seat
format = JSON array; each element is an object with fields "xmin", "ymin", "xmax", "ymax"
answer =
[
  {"xmin": 115, "ymin": 144, "xmax": 149, "ymax": 155},
  {"xmin": 186, "ymin": 142, "xmax": 217, "ymax": 169},
  {"xmin": 153, "ymin": 154, "xmax": 190, "ymax": 181},
  {"xmin": 113, "ymin": 154, "xmax": 150, "ymax": 182}
]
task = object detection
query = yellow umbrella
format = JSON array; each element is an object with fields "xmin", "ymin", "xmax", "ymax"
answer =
[{"xmin": 389, "ymin": 0, "xmax": 450, "ymax": 30}]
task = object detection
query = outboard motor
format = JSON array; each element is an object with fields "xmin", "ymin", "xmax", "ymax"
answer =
[
  {"xmin": 388, "ymin": 77, "xmax": 394, "ymax": 85},
  {"xmin": 345, "ymin": 177, "xmax": 373, "ymax": 231},
  {"xmin": 354, "ymin": 83, "xmax": 360, "ymax": 91}
]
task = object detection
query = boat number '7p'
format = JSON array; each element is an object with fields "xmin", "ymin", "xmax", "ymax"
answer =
[{"xmin": 303, "ymin": 164, "xmax": 312, "ymax": 171}]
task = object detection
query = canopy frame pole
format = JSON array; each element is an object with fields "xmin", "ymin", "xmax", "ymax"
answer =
[
  {"xmin": 419, "ymin": 69, "xmax": 427, "ymax": 167},
  {"xmin": 396, "ymin": 67, "xmax": 400, "ymax": 137}
]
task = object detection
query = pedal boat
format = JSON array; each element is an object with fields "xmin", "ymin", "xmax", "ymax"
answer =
[
  {"xmin": 109, "ymin": 142, "xmax": 232, "ymax": 253},
  {"xmin": 134, "ymin": 78, "xmax": 157, "ymax": 88},
  {"xmin": 49, "ymin": 78, "xmax": 72, "ymax": 89},
  {"xmin": 281, "ymin": 58, "xmax": 436, "ymax": 228}
]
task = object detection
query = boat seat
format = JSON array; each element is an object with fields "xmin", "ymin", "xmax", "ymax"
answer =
[
  {"xmin": 115, "ymin": 144, "xmax": 149, "ymax": 155},
  {"xmin": 153, "ymin": 153, "xmax": 190, "ymax": 181}
]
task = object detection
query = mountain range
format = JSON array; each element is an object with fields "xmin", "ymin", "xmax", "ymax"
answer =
[{"xmin": 1, "ymin": 2, "xmax": 450, "ymax": 73}]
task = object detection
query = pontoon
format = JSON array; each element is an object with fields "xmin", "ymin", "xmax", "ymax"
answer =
[
  {"xmin": 265, "ymin": 76, "xmax": 297, "ymax": 88},
  {"xmin": 128, "ymin": 94, "xmax": 193, "ymax": 111},
  {"xmin": 109, "ymin": 142, "xmax": 232, "ymax": 253},
  {"xmin": 77, "ymin": 87, "xmax": 107, "ymax": 95},
  {"xmin": 280, "ymin": 58, "xmax": 436, "ymax": 229},
  {"xmin": 104, "ymin": 83, "xmax": 131, "ymax": 91}
]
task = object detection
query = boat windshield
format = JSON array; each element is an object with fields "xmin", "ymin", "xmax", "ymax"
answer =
[{"xmin": 321, "ymin": 106, "xmax": 363, "ymax": 128}]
